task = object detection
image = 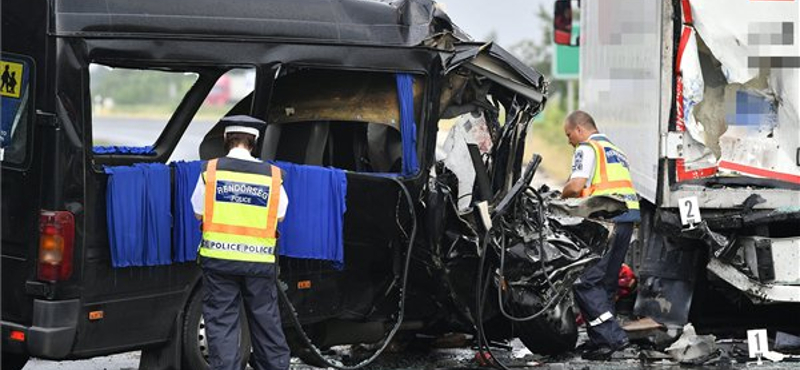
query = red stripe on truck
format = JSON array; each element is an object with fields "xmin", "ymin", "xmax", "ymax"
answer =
[{"xmin": 718, "ymin": 161, "xmax": 800, "ymax": 184}]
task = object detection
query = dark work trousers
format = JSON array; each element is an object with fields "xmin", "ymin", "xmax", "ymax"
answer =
[
  {"xmin": 203, "ymin": 269, "xmax": 290, "ymax": 370},
  {"xmin": 573, "ymin": 222, "xmax": 635, "ymax": 348}
]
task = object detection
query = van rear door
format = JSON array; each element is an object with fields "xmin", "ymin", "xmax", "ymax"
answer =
[
  {"xmin": 2, "ymin": 2, "xmax": 51, "ymax": 348},
  {"xmin": 2, "ymin": 54, "xmax": 43, "ymax": 331}
]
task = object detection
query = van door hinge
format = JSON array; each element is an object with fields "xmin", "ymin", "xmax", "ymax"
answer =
[
  {"xmin": 36, "ymin": 110, "xmax": 59, "ymax": 128},
  {"xmin": 661, "ymin": 131, "xmax": 685, "ymax": 159}
]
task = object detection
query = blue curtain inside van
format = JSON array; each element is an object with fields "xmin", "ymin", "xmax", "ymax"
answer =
[
  {"xmin": 172, "ymin": 160, "xmax": 202, "ymax": 263},
  {"xmin": 105, "ymin": 163, "xmax": 171, "ymax": 267},
  {"xmin": 396, "ymin": 73, "xmax": 418, "ymax": 176},
  {"xmin": 274, "ymin": 161, "xmax": 347, "ymax": 269}
]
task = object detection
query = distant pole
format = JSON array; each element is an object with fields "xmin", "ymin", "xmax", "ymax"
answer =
[{"xmin": 566, "ymin": 80, "xmax": 576, "ymax": 113}]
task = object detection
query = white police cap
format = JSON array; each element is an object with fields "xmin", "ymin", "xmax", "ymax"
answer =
[{"xmin": 221, "ymin": 115, "xmax": 266, "ymax": 139}]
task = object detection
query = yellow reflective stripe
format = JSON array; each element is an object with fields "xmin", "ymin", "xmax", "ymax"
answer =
[
  {"xmin": 212, "ymin": 201, "xmax": 269, "ymax": 229},
  {"xmin": 199, "ymin": 248, "xmax": 275, "ymax": 263},
  {"xmin": 202, "ymin": 231, "xmax": 276, "ymax": 247},
  {"xmin": 214, "ymin": 170, "xmax": 272, "ymax": 185},
  {"xmin": 203, "ymin": 165, "xmax": 278, "ymax": 238},
  {"xmin": 582, "ymin": 139, "xmax": 639, "ymax": 212}
]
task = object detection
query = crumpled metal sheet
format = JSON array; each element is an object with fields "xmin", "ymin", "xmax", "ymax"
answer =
[
  {"xmin": 690, "ymin": 0, "xmax": 797, "ymax": 85},
  {"xmin": 681, "ymin": 0, "xmax": 800, "ymax": 181},
  {"xmin": 665, "ymin": 323, "xmax": 718, "ymax": 364},
  {"xmin": 438, "ymin": 120, "xmax": 476, "ymax": 212},
  {"xmin": 547, "ymin": 195, "xmax": 628, "ymax": 219}
]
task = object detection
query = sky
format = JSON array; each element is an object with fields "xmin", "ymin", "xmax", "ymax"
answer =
[{"xmin": 439, "ymin": 0, "xmax": 553, "ymax": 49}]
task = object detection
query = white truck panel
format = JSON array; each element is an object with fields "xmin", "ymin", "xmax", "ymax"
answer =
[
  {"xmin": 580, "ymin": 0, "xmax": 800, "ymax": 209},
  {"xmin": 579, "ymin": 0, "xmax": 663, "ymax": 203},
  {"xmin": 688, "ymin": 0, "xmax": 800, "ymax": 182}
]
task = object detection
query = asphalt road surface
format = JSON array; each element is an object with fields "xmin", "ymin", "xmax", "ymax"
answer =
[
  {"xmin": 93, "ymin": 116, "xmax": 215, "ymax": 162},
  {"xmin": 21, "ymin": 336, "xmax": 800, "ymax": 370}
]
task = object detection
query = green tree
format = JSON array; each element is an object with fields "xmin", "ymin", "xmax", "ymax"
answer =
[
  {"xmin": 508, "ymin": 4, "xmax": 576, "ymax": 108},
  {"xmin": 91, "ymin": 68, "xmax": 197, "ymax": 107}
]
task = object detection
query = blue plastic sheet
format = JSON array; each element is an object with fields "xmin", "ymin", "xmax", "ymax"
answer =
[
  {"xmin": 93, "ymin": 146, "xmax": 156, "ymax": 155},
  {"xmin": 104, "ymin": 163, "xmax": 172, "ymax": 267},
  {"xmin": 172, "ymin": 160, "xmax": 202, "ymax": 263},
  {"xmin": 396, "ymin": 73, "xmax": 419, "ymax": 175},
  {"xmin": 274, "ymin": 161, "xmax": 347, "ymax": 269}
]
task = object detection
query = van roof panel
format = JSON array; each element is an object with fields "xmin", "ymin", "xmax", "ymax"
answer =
[{"xmin": 53, "ymin": 0, "xmax": 467, "ymax": 47}]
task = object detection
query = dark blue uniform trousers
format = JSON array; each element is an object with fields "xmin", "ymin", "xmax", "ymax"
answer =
[
  {"xmin": 203, "ymin": 269, "xmax": 290, "ymax": 370},
  {"xmin": 573, "ymin": 222, "xmax": 634, "ymax": 348}
]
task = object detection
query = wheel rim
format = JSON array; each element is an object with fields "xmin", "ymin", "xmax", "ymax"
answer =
[{"xmin": 198, "ymin": 315, "xmax": 210, "ymax": 361}]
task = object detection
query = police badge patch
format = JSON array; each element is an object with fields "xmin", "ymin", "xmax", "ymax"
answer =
[{"xmin": 572, "ymin": 150, "xmax": 584, "ymax": 172}]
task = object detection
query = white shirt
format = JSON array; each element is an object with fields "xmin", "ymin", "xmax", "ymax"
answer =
[
  {"xmin": 569, "ymin": 133, "xmax": 607, "ymax": 188},
  {"xmin": 191, "ymin": 147, "xmax": 289, "ymax": 219}
]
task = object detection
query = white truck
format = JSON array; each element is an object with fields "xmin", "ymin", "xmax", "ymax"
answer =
[{"xmin": 554, "ymin": 0, "xmax": 800, "ymax": 329}]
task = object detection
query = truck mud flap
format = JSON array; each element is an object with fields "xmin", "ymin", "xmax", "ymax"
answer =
[{"xmin": 633, "ymin": 211, "xmax": 703, "ymax": 327}]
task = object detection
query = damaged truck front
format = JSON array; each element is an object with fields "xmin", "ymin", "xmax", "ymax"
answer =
[
  {"xmin": 558, "ymin": 0, "xmax": 800, "ymax": 334},
  {"xmin": 2, "ymin": 0, "xmax": 613, "ymax": 369}
]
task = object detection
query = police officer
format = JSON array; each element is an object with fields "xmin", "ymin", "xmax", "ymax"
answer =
[
  {"xmin": 191, "ymin": 115, "xmax": 290, "ymax": 370},
  {"xmin": 561, "ymin": 110, "xmax": 640, "ymax": 361}
]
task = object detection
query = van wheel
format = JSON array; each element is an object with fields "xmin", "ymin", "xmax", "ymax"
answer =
[
  {"xmin": 2, "ymin": 352, "xmax": 29, "ymax": 370},
  {"xmin": 181, "ymin": 286, "xmax": 252, "ymax": 369},
  {"xmin": 515, "ymin": 298, "xmax": 578, "ymax": 355}
]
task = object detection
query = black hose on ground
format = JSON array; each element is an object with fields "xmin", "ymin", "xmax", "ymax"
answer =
[{"xmin": 277, "ymin": 177, "xmax": 417, "ymax": 369}]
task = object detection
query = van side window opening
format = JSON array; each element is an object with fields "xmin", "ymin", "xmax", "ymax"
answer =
[
  {"xmin": 89, "ymin": 64, "xmax": 198, "ymax": 154},
  {"xmin": 266, "ymin": 69, "xmax": 423, "ymax": 174},
  {"xmin": 169, "ymin": 68, "xmax": 255, "ymax": 162},
  {"xmin": 0, "ymin": 54, "xmax": 33, "ymax": 165}
]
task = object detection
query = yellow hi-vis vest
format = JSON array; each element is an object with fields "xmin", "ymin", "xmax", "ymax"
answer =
[
  {"xmin": 580, "ymin": 139, "xmax": 640, "ymax": 211},
  {"xmin": 199, "ymin": 159, "xmax": 282, "ymax": 263}
]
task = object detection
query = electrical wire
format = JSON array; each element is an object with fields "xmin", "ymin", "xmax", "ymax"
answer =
[
  {"xmin": 277, "ymin": 177, "xmax": 417, "ymax": 369},
  {"xmin": 475, "ymin": 219, "xmax": 512, "ymax": 370},
  {"xmin": 473, "ymin": 155, "xmax": 593, "ymax": 369}
]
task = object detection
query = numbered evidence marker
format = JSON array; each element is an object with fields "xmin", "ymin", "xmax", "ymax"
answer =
[
  {"xmin": 678, "ymin": 196, "xmax": 701, "ymax": 226},
  {"xmin": 747, "ymin": 329, "xmax": 769, "ymax": 359}
]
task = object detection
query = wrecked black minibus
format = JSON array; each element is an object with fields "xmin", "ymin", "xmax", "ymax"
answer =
[{"xmin": 1, "ymin": 0, "xmax": 616, "ymax": 369}]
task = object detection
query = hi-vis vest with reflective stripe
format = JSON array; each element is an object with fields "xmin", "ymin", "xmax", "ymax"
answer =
[
  {"xmin": 199, "ymin": 158, "xmax": 282, "ymax": 263},
  {"xmin": 580, "ymin": 139, "xmax": 640, "ymax": 211}
]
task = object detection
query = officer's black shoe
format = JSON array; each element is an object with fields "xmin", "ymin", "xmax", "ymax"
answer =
[
  {"xmin": 581, "ymin": 346, "xmax": 615, "ymax": 361},
  {"xmin": 574, "ymin": 341, "xmax": 599, "ymax": 353},
  {"xmin": 580, "ymin": 341, "xmax": 629, "ymax": 361}
]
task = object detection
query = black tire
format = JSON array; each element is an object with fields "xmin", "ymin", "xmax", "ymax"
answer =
[
  {"xmin": 515, "ymin": 298, "xmax": 578, "ymax": 355},
  {"xmin": 2, "ymin": 352, "xmax": 29, "ymax": 370},
  {"xmin": 181, "ymin": 286, "xmax": 251, "ymax": 370}
]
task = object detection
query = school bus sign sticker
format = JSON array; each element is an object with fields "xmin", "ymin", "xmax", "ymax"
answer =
[{"xmin": 0, "ymin": 60, "xmax": 24, "ymax": 99}]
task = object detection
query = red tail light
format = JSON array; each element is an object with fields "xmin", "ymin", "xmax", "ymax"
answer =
[{"xmin": 37, "ymin": 210, "xmax": 75, "ymax": 282}]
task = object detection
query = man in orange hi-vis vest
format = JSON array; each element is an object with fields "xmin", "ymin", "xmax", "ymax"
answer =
[
  {"xmin": 191, "ymin": 115, "xmax": 290, "ymax": 370},
  {"xmin": 562, "ymin": 110, "xmax": 640, "ymax": 361}
]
